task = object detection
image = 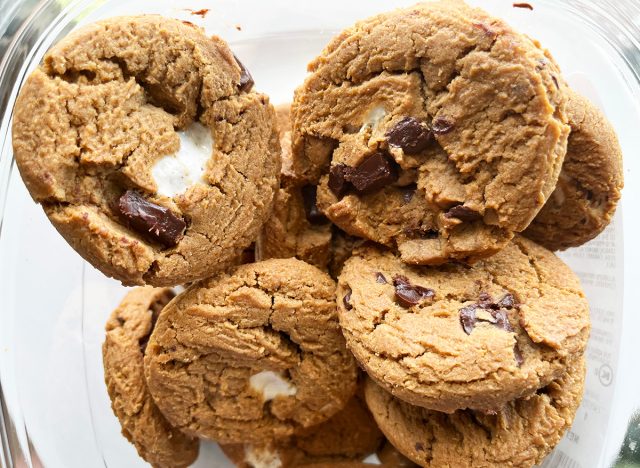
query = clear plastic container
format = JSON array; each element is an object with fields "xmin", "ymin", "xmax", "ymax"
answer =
[{"xmin": 1, "ymin": 0, "xmax": 639, "ymax": 467}]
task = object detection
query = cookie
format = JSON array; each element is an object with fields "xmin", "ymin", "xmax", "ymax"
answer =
[
  {"xmin": 274, "ymin": 103, "xmax": 300, "ymax": 186},
  {"xmin": 325, "ymin": 229, "xmax": 365, "ymax": 279},
  {"xmin": 524, "ymin": 89, "xmax": 623, "ymax": 250},
  {"xmin": 220, "ymin": 388, "xmax": 383, "ymax": 467},
  {"xmin": 102, "ymin": 287, "xmax": 198, "ymax": 468},
  {"xmin": 337, "ymin": 236, "xmax": 590, "ymax": 413},
  {"xmin": 257, "ymin": 104, "xmax": 333, "ymax": 269},
  {"xmin": 364, "ymin": 358, "xmax": 586, "ymax": 467},
  {"xmin": 144, "ymin": 258, "xmax": 358, "ymax": 443},
  {"xmin": 291, "ymin": 1, "xmax": 569, "ymax": 265},
  {"xmin": 257, "ymin": 185, "xmax": 333, "ymax": 269},
  {"xmin": 377, "ymin": 441, "xmax": 419, "ymax": 467},
  {"xmin": 13, "ymin": 16, "xmax": 280, "ymax": 286}
]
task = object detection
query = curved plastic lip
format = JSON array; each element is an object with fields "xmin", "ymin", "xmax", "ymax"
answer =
[{"xmin": 0, "ymin": 1, "xmax": 639, "ymax": 467}]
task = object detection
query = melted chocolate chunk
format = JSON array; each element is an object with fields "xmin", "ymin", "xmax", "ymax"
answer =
[
  {"xmin": 513, "ymin": 2, "xmax": 533, "ymax": 9},
  {"xmin": 328, "ymin": 164, "xmax": 352, "ymax": 198},
  {"xmin": 233, "ymin": 54, "xmax": 254, "ymax": 92},
  {"xmin": 301, "ymin": 185, "xmax": 328, "ymax": 224},
  {"xmin": 375, "ymin": 272, "xmax": 388, "ymax": 284},
  {"xmin": 445, "ymin": 205, "xmax": 482, "ymax": 222},
  {"xmin": 343, "ymin": 289, "xmax": 353, "ymax": 310},
  {"xmin": 386, "ymin": 116, "xmax": 433, "ymax": 154},
  {"xmin": 459, "ymin": 304, "xmax": 477, "ymax": 335},
  {"xmin": 431, "ymin": 116, "xmax": 455, "ymax": 135},
  {"xmin": 117, "ymin": 190, "xmax": 186, "ymax": 247},
  {"xmin": 393, "ymin": 275, "xmax": 435, "ymax": 308},
  {"xmin": 346, "ymin": 152, "xmax": 399, "ymax": 195},
  {"xmin": 497, "ymin": 293, "xmax": 516, "ymax": 309},
  {"xmin": 400, "ymin": 183, "xmax": 417, "ymax": 204},
  {"xmin": 491, "ymin": 309, "xmax": 513, "ymax": 332},
  {"xmin": 460, "ymin": 292, "xmax": 516, "ymax": 335},
  {"xmin": 478, "ymin": 292, "xmax": 493, "ymax": 307}
]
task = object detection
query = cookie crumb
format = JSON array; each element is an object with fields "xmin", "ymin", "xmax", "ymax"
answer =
[
  {"xmin": 186, "ymin": 8, "xmax": 210, "ymax": 18},
  {"xmin": 513, "ymin": 3, "xmax": 533, "ymax": 10}
]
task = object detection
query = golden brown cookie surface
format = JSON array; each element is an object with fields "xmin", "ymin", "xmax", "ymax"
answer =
[
  {"xmin": 102, "ymin": 287, "xmax": 199, "ymax": 468},
  {"xmin": 364, "ymin": 358, "xmax": 585, "ymax": 468},
  {"xmin": 525, "ymin": 90, "xmax": 623, "ymax": 250},
  {"xmin": 13, "ymin": 16, "xmax": 280, "ymax": 286},
  {"xmin": 292, "ymin": 1, "xmax": 569, "ymax": 265},
  {"xmin": 337, "ymin": 237, "xmax": 590, "ymax": 413},
  {"xmin": 144, "ymin": 258, "xmax": 358, "ymax": 444},
  {"xmin": 220, "ymin": 385, "xmax": 383, "ymax": 467}
]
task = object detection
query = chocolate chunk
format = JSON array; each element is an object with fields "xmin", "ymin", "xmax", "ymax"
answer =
[
  {"xmin": 415, "ymin": 442, "xmax": 425, "ymax": 452},
  {"xmin": 301, "ymin": 185, "xmax": 328, "ymax": 224},
  {"xmin": 497, "ymin": 293, "xmax": 515, "ymax": 309},
  {"xmin": 375, "ymin": 272, "xmax": 388, "ymax": 284},
  {"xmin": 431, "ymin": 116, "xmax": 455, "ymax": 135},
  {"xmin": 490, "ymin": 309, "xmax": 513, "ymax": 332},
  {"xmin": 445, "ymin": 205, "xmax": 482, "ymax": 222},
  {"xmin": 346, "ymin": 152, "xmax": 399, "ymax": 195},
  {"xmin": 514, "ymin": 344, "xmax": 524, "ymax": 367},
  {"xmin": 400, "ymin": 183, "xmax": 417, "ymax": 204},
  {"xmin": 461, "ymin": 292, "xmax": 516, "ymax": 335},
  {"xmin": 551, "ymin": 75, "xmax": 559, "ymax": 90},
  {"xmin": 386, "ymin": 117, "xmax": 433, "ymax": 154},
  {"xmin": 478, "ymin": 292, "xmax": 493, "ymax": 308},
  {"xmin": 513, "ymin": 2, "xmax": 533, "ymax": 9},
  {"xmin": 459, "ymin": 305, "xmax": 477, "ymax": 335},
  {"xmin": 328, "ymin": 164, "xmax": 352, "ymax": 198},
  {"xmin": 117, "ymin": 190, "xmax": 186, "ymax": 247},
  {"xmin": 343, "ymin": 289, "xmax": 353, "ymax": 311},
  {"xmin": 233, "ymin": 54, "xmax": 254, "ymax": 92},
  {"xmin": 393, "ymin": 275, "xmax": 435, "ymax": 308}
]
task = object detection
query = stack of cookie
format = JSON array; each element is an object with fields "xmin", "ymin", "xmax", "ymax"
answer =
[{"xmin": 11, "ymin": 1, "xmax": 623, "ymax": 467}]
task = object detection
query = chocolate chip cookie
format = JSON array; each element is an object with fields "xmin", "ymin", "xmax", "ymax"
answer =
[
  {"xmin": 257, "ymin": 104, "xmax": 333, "ymax": 269},
  {"xmin": 292, "ymin": 1, "xmax": 569, "ymax": 265},
  {"xmin": 144, "ymin": 258, "xmax": 358, "ymax": 443},
  {"xmin": 13, "ymin": 16, "xmax": 280, "ymax": 286},
  {"xmin": 103, "ymin": 287, "xmax": 198, "ymax": 468},
  {"xmin": 220, "ymin": 387, "xmax": 383, "ymax": 467},
  {"xmin": 337, "ymin": 236, "xmax": 590, "ymax": 413},
  {"xmin": 364, "ymin": 358, "xmax": 585, "ymax": 467},
  {"xmin": 525, "ymin": 89, "xmax": 623, "ymax": 250},
  {"xmin": 257, "ymin": 184, "xmax": 333, "ymax": 269}
]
